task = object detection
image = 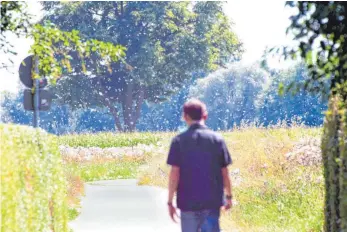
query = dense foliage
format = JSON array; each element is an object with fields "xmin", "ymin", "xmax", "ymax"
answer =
[
  {"xmin": 42, "ymin": 1, "xmax": 243, "ymax": 131},
  {"xmin": 0, "ymin": 124, "xmax": 68, "ymax": 231}
]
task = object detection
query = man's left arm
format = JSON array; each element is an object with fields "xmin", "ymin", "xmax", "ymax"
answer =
[
  {"xmin": 168, "ymin": 166, "xmax": 180, "ymax": 205},
  {"xmin": 219, "ymin": 138, "xmax": 233, "ymax": 210}
]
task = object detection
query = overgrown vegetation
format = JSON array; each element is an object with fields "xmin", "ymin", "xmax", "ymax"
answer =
[
  {"xmin": 0, "ymin": 124, "xmax": 68, "ymax": 231},
  {"xmin": 138, "ymin": 126, "xmax": 324, "ymax": 231}
]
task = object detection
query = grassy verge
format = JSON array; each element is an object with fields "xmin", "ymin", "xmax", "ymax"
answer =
[{"xmin": 138, "ymin": 127, "xmax": 324, "ymax": 231}]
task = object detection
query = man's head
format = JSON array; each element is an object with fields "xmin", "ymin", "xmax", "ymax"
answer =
[{"xmin": 183, "ymin": 99, "xmax": 208, "ymax": 125}]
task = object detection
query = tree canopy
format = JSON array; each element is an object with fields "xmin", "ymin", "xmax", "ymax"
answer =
[
  {"xmin": 43, "ymin": 1, "xmax": 243, "ymax": 131},
  {"xmin": 285, "ymin": 1, "xmax": 347, "ymax": 99}
]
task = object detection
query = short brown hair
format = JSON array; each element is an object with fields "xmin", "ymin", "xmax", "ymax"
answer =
[{"xmin": 183, "ymin": 99, "xmax": 207, "ymax": 120}]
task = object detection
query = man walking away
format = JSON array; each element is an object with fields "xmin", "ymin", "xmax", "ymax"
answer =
[{"xmin": 167, "ymin": 99, "xmax": 233, "ymax": 232}]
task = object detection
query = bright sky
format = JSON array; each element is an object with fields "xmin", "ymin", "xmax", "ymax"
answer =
[{"xmin": 0, "ymin": 0, "xmax": 293, "ymax": 93}]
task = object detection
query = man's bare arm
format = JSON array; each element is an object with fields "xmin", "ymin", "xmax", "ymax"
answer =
[
  {"xmin": 222, "ymin": 167, "xmax": 232, "ymax": 197},
  {"xmin": 168, "ymin": 166, "xmax": 180, "ymax": 204}
]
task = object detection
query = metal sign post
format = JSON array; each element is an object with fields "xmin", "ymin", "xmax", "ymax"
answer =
[
  {"xmin": 20, "ymin": 55, "xmax": 52, "ymax": 128},
  {"xmin": 33, "ymin": 56, "xmax": 40, "ymax": 128}
]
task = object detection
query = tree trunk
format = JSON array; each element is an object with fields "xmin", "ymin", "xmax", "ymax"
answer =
[
  {"xmin": 97, "ymin": 73, "xmax": 124, "ymax": 132},
  {"xmin": 130, "ymin": 86, "xmax": 145, "ymax": 131},
  {"xmin": 104, "ymin": 99, "xmax": 123, "ymax": 132},
  {"xmin": 121, "ymin": 84, "xmax": 145, "ymax": 132},
  {"xmin": 122, "ymin": 82, "xmax": 134, "ymax": 132},
  {"xmin": 322, "ymin": 96, "xmax": 347, "ymax": 231}
]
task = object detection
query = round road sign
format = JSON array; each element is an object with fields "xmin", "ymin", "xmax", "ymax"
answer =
[
  {"xmin": 19, "ymin": 55, "xmax": 34, "ymax": 88},
  {"xmin": 19, "ymin": 55, "xmax": 47, "ymax": 88}
]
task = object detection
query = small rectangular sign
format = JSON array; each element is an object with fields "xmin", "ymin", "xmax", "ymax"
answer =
[{"xmin": 23, "ymin": 89, "xmax": 52, "ymax": 111}]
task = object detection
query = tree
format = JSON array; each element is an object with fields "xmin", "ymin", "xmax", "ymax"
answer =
[
  {"xmin": 43, "ymin": 1, "xmax": 243, "ymax": 131},
  {"xmin": 258, "ymin": 64, "xmax": 327, "ymax": 126},
  {"xmin": 189, "ymin": 63, "xmax": 269, "ymax": 129},
  {"xmin": 285, "ymin": 2, "xmax": 347, "ymax": 231}
]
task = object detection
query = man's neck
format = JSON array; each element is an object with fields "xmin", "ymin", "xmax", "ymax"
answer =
[{"xmin": 188, "ymin": 120, "xmax": 205, "ymax": 126}]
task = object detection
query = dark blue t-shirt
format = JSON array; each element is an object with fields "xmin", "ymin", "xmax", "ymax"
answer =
[{"xmin": 167, "ymin": 124, "xmax": 232, "ymax": 211}]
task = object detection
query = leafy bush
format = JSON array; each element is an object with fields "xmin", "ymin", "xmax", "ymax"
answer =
[
  {"xmin": 322, "ymin": 96, "xmax": 347, "ymax": 231},
  {"xmin": 0, "ymin": 124, "xmax": 68, "ymax": 231},
  {"xmin": 58, "ymin": 132, "xmax": 161, "ymax": 148}
]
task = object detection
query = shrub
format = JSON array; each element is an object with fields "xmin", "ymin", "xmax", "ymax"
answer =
[
  {"xmin": 0, "ymin": 124, "xmax": 68, "ymax": 231},
  {"xmin": 322, "ymin": 96, "xmax": 347, "ymax": 231}
]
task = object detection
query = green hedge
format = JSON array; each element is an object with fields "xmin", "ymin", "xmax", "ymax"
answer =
[
  {"xmin": 58, "ymin": 132, "xmax": 161, "ymax": 148},
  {"xmin": 322, "ymin": 96, "xmax": 347, "ymax": 231},
  {"xmin": 0, "ymin": 124, "xmax": 68, "ymax": 232}
]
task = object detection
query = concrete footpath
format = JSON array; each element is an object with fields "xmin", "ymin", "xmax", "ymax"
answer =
[{"xmin": 69, "ymin": 179, "xmax": 180, "ymax": 232}]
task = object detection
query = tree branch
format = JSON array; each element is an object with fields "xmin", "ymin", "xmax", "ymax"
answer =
[
  {"xmin": 114, "ymin": 2, "xmax": 119, "ymax": 17},
  {"xmin": 121, "ymin": 1, "xmax": 124, "ymax": 16}
]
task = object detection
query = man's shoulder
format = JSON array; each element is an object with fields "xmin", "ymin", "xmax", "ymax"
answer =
[
  {"xmin": 175, "ymin": 128, "xmax": 224, "ymax": 142},
  {"xmin": 201, "ymin": 129, "xmax": 225, "ymax": 142}
]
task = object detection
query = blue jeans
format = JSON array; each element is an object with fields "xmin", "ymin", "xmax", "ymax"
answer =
[{"xmin": 180, "ymin": 209, "xmax": 220, "ymax": 232}]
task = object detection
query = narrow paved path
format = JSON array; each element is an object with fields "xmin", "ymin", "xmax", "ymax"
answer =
[{"xmin": 69, "ymin": 179, "xmax": 180, "ymax": 232}]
